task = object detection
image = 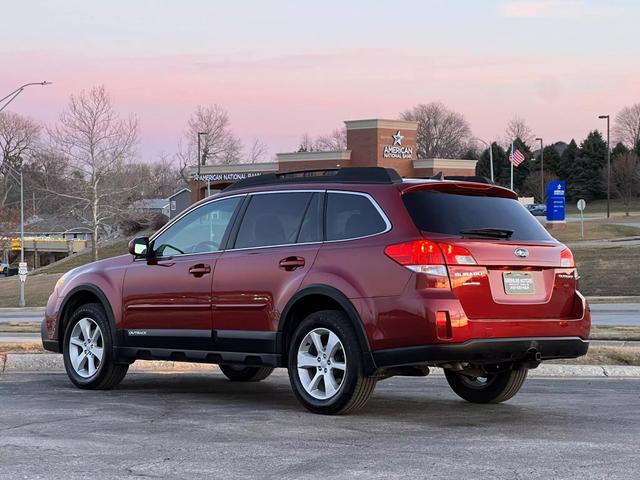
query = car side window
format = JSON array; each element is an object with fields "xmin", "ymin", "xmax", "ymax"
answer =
[
  {"xmin": 234, "ymin": 192, "xmax": 314, "ymax": 249},
  {"xmin": 325, "ymin": 192, "xmax": 387, "ymax": 241},
  {"xmin": 297, "ymin": 192, "xmax": 323, "ymax": 243},
  {"xmin": 152, "ymin": 196, "xmax": 242, "ymax": 257}
]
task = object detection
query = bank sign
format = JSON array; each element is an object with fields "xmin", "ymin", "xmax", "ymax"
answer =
[
  {"xmin": 383, "ymin": 130, "xmax": 413, "ymax": 159},
  {"xmin": 546, "ymin": 180, "xmax": 566, "ymax": 222},
  {"xmin": 192, "ymin": 172, "xmax": 262, "ymax": 182}
]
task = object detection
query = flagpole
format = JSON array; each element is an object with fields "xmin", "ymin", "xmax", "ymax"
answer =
[{"xmin": 510, "ymin": 142, "xmax": 514, "ymax": 191}]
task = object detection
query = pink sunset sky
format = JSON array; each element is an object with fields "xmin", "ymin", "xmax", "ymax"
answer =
[{"xmin": 1, "ymin": 0, "xmax": 639, "ymax": 161}]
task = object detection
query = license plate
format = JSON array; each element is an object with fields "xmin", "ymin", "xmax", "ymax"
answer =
[{"xmin": 503, "ymin": 272, "xmax": 535, "ymax": 295}]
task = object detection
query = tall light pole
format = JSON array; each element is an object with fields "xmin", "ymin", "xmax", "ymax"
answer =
[
  {"xmin": 473, "ymin": 137, "xmax": 494, "ymax": 182},
  {"xmin": 598, "ymin": 115, "xmax": 611, "ymax": 218},
  {"xmin": 0, "ymin": 81, "xmax": 52, "ymax": 113},
  {"xmin": 3, "ymin": 164, "xmax": 26, "ymax": 306},
  {"xmin": 535, "ymin": 137, "xmax": 544, "ymax": 203}
]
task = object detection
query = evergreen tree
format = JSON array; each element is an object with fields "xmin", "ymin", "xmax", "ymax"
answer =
[
  {"xmin": 540, "ymin": 144, "xmax": 562, "ymax": 176},
  {"xmin": 556, "ymin": 139, "xmax": 578, "ymax": 188},
  {"xmin": 570, "ymin": 131, "xmax": 607, "ymax": 200},
  {"xmin": 476, "ymin": 142, "xmax": 508, "ymax": 185},
  {"xmin": 612, "ymin": 142, "xmax": 628, "ymax": 160}
]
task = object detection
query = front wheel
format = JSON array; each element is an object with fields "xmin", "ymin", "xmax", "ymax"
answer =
[
  {"xmin": 444, "ymin": 367, "xmax": 528, "ymax": 404},
  {"xmin": 288, "ymin": 310, "xmax": 377, "ymax": 415},
  {"xmin": 63, "ymin": 303, "xmax": 128, "ymax": 390}
]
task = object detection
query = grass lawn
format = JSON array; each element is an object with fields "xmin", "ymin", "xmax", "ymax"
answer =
[
  {"xmin": 0, "ymin": 239, "xmax": 130, "ymax": 308},
  {"xmin": 548, "ymin": 222, "xmax": 640, "ymax": 242},
  {"xmin": 572, "ymin": 244, "xmax": 640, "ymax": 296},
  {"xmin": 590, "ymin": 326, "xmax": 640, "ymax": 341},
  {"xmin": 564, "ymin": 197, "xmax": 640, "ymax": 216},
  {"xmin": 550, "ymin": 344, "xmax": 640, "ymax": 366}
]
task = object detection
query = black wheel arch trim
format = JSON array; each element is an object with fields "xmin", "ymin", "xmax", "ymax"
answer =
[
  {"xmin": 278, "ymin": 284, "xmax": 376, "ymax": 374},
  {"xmin": 57, "ymin": 284, "xmax": 120, "ymax": 353}
]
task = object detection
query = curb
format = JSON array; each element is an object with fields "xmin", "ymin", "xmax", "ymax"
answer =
[
  {"xmin": 0, "ymin": 307, "xmax": 46, "ymax": 313},
  {"xmin": 2, "ymin": 353, "xmax": 640, "ymax": 378}
]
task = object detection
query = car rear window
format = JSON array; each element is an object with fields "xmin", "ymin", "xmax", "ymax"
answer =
[{"xmin": 402, "ymin": 190, "xmax": 553, "ymax": 241}]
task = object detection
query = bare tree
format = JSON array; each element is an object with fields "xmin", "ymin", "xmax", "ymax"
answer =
[
  {"xmin": 247, "ymin": 139, "xmax": 268, "ymax": 163},
  {"xmin": 400, "ymin": 102, "xmax": 472, "ymax": 158},
  {"xmin": 48, "ymin": 86, "xmax": 139, "ymax": 261},
  {"xmin": 314, "ymin": 128, "xmax": 347, "ymax": 151},
  {"xmin": 504, "ymin": 115, "xmax": 534, "ymax": 145},
  {"xmin": 297, "ymin": 133, "xmax": 314, "ymax": 152},
  {"xmin": 0, "ymin": 111, "xmax": 41, "ymax": 208},
  {"xmin": 610, "ymin": 152, "xmax": 640, "ymax": 216},
  {"xmin": 613, "ymin": 104, "xmax": 640, "ymax": 149},
  {"xmin": 177, "ymin": 105, "xmax": 242, "ymax": 180}
]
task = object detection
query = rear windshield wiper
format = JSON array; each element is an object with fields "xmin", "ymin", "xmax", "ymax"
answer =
[{"xmin": 460, "ymin": 228, "xmax": 514, "ymax": 239}]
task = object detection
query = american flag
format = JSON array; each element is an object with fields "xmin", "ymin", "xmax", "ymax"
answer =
[{"xmin": 509, "ymin": 144, "xmax": 525, "ymax": 166}]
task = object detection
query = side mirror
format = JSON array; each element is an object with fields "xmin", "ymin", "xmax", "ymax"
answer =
[{"xmin": 128, "ymin": 237, "xmax": 150, "ymax": 257}]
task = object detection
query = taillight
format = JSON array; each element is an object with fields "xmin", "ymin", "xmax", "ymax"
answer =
[
  {"xmin": 560, "ymin": 248, "xmax": 575, "ymax": 268},
  {"xmin": 384, "ymin": 240, "xmax": 447, "ymax": 277},
  {"xmin": 438, "ymin": 243, "xmax": 477, "ymax": 265}
]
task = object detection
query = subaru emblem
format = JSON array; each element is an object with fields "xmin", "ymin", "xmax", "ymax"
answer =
[{"xmin": 514, "ymin": 248, "xmax": 529, "ymax": 258}]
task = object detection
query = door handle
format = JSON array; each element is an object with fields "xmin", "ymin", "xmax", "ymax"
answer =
[
  {"xmin": 279, "ymin": 256, "xmax": 305, "ymax": 271},
  {"xmin": 188, "ymin": 264, "xmax": 211, "ymax": 277}
]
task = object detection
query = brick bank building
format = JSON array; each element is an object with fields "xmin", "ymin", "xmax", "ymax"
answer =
[{"xmin": 189, "ymin": 118, "xmax": 477, "ymax": 203}]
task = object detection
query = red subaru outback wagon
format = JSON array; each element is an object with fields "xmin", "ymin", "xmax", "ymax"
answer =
[{"xmin": 42, "ymin": 167, "xmax": 590, "ymax": 414}]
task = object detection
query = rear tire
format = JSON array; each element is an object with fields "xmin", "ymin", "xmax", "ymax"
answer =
[
  {"xmin": 288, "ymin": 310, "xmax": 377, "ymax": 415},
  {"xmin": 444, "ymin": 367, "xmax": 527, "ymax": 404},
  {"xmin": 219, "ymin": 365, "xmax": 274, "ymax": 382},
  {"xmin": 63, "ymin": 303, "xmax": 128, "ymax": 390}
]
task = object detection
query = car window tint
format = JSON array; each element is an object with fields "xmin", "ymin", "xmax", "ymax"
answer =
[
  {"xmin": 402, "ymin": 191, "xmax": 553, "ymax": 241},
  {"xmin": 235, "ymin": 192, "xmax": 313, "ymax": 248},
  {"xmin": 152, "ymin": 196, "xmax": 242, "ymax": 256},
  {"xmin": 297, "ymin": 193, "xmax": 323, "ymax": 243},
  {"xmin": 325, "ymin": 192, "xmax": 387, "ymax": 241}
]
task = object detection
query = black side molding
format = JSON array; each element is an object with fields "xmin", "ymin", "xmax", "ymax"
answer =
[{"xmin": 115, "ymin": 346, "xmax": 283, "ymax": 368}]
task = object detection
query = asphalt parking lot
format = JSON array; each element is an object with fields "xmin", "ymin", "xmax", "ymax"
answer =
[{"xmin": 1, "ymin": 370, "xmax": 639, "ymax": 479}]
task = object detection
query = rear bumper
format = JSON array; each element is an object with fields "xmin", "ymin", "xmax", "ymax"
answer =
[{"xmin": 372, "ymin": 336, "xmax": 589, "ymax": 368}]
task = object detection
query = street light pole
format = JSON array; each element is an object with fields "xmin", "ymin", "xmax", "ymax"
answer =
[
  {"xmin": 473, "ymin": 137, "xmax": 494, "ymax": 182},
  {"xmin": 598, "ymin": 115, "xmax": 611, "ymax": 218},
  {"xmin": 3, "ymin": 164, "xmax": 26, "ymax": 306},
  {"xmin": 19, "ymin": 168, "xmax": 25, "ymax": 307},
  {"xmin": 0, "ymin": 81, "xmax": 52, "ymax": 113},
  {"xmin": 535, "ymin": 137, "xmax": 544, "ymax": 203}
]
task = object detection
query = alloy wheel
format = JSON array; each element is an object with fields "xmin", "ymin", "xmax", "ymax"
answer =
[
  {"xmin": 296, "ymin": 328, "xmax": 347, "ymax": 400},
  {"xmin": 68, "ymin": 317, "xmax": 104, "ymax": 378}
]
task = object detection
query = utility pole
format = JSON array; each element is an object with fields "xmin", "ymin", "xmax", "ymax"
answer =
[
  {"xmin": 19, "ymin": 169, "xmax": 25, "ymax": 307},
  {"xmin": 598, "ymin": 115, "xmax": 611, "ymax": 218},
  {"xmin": 535, "ymin": 137, "xmax": 544, "ymax": 203}
]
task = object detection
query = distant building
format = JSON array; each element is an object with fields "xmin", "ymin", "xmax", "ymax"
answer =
[
  {"xmin": 130, "ymin": 198, "xmax": 170, "ymax": 217},
  {"xmin": 188, "ymin": 117, "xmax": 478, "ymax": 203},
  {"xmin": 168, "ymin": 188, "xmax": 191, "ymax": 219}
]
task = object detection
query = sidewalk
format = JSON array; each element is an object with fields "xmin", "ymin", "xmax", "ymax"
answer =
[{"xmin": 2, "ymin": 353, "xmax": 640, "ymax": 378}]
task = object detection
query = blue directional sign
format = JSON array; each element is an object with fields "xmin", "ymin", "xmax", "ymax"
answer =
[{"xmin": 546, "ymin": 180, "xmax": 566, "ymax": 222}]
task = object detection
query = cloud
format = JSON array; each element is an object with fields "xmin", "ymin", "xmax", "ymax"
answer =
[{"xmin": 499, "ymin": 0, "xmax": 607, "ymax": 18}]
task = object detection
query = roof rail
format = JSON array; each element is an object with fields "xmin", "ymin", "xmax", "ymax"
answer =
[{"xmin": 223, "ymin": 167, "xmax": 402, "ymax": 191}]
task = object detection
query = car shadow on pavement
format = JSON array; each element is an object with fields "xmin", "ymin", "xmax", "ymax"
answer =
[{"xmin": 98, "ymin": 371, "xmax": 558, "ymax": 427}]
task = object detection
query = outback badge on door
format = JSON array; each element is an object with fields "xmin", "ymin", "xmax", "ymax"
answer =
[{"xmin": 514, "ymin": 248, "xmax": 529, "ymax": 258}]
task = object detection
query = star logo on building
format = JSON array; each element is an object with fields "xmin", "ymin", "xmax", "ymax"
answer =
[{"xmin": 392, "ymin": 130, "xmax": 404, "ymax": 146}]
